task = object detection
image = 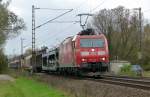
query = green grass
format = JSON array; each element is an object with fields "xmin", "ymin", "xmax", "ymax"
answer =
[
  {"xmin": 143, "ymin": 71, "xmax": 150, "ymax": 77},
  {"xmin": 0, "ymin": 77, "xmax": 67, "ymax": 97},
  {"xmin": 119, "ymin": 65, "xmax": 138, "ymax": 77}
]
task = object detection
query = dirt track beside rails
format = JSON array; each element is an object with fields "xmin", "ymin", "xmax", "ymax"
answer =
[
  {"xmin": 0, "ymin": 74, "xmax": 15, "ymax": 81},
  {"xmin": 36, "ymin": 74, "xmax": 150, "ymax": 97}
]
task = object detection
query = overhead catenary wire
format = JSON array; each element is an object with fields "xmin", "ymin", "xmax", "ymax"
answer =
[
  {"xmin": 34, "ymin": 9, "xmax": 73, "ymax": 30},
  {"xmin": 32, "ymin": 0, "xmax": 87, "ymax": 46},
  {"xmin": 16, "ymin": 0, "xmax": 150, "ymax": 55},
  {"xmin": 34, "ymin": 8, "xmax": 73, "ymax": 11},
  {"xmin": 40, "ymin": 21, "xmax": 79, "ymax": 23},
  {"xmin": 44, "ymin": 2, "xmax": 150, "ymax": 47},
  {"xmin": 35, "ymin": 0, "xmax": 108, "ymax": 47},
  {"xmin": 25, "ymin": 7, "xmax": 150, "ymax": 50},
  {"xmin": 34, "ymin": 0, "xmax": 109, "ymax": 50},
  {"xmin": 24, "ymin": 1, "xmax": 88, "ymax": 50},
  {"xmin": 35, "ymin": 0, "xmax": 120, "ymax": 45},
  {"xmin": 34, "ymin": 20, "xmax": 79, "ymax": 40},
  {"xmin": 76, "ymin": 0, "xmax": 108, "ymax": 29},
  {"xmin": 90, "ymin": 0, "xmax": 109, "ymax": 13},
  {"xmin": 31, "ymin": 7, "xmax": 73, "ymax": 63},
  {"xmin": 143, "ymin": 9, "xmax": 150, "ymax": 13},
  {"xmin": 34, "ymin": 0, "xmax": 89, "ymax": 30},
  {"xmin": 35, "ymin": 23, "xmax": 76, "ymax": 47},
  {"xmin": 28, "ymin": 24, "xmax": 75, "ymax": 48}
]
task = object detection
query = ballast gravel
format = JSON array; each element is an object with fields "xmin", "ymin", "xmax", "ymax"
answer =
[{"xmin": 37, "ymin": 74, "xmax": 150, "ymax": 97}]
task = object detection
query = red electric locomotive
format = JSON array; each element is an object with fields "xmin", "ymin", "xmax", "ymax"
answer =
[{"xmin": 42, "ymin": 29, "xmax": 109, "ymax": 74}]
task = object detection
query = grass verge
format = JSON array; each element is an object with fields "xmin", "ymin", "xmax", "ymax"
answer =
[
  {"xmin": 0, "ymin": 77, "xmax": 68, "ymax": 97},
  {"xmin": 143, "ymin": 71, "xmax": 150, "ymax": 77}
]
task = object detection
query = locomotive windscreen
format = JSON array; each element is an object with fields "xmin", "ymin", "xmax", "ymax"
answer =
[{"xmin": 80, "ymin": 39, "xmax": 104, "ymax": 47}]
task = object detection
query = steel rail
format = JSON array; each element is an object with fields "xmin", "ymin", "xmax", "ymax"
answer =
[
  {"xmin": 84, "ymin": 75, "xmax": 150, "ymax": 91},
  {"xmin": 101, "ymin": 75, "xmax": 150, "ymax": 85},
  {"xmin": 91, "ymin": 78, "xmax": 150, "ymax": 90},
  {"xmin": 35, "ymin": 72, "xmax": 150, "ymax": 90},
  {"xmin": 101, "ymin": 74, "xmax": 150, "ymax": 80}
]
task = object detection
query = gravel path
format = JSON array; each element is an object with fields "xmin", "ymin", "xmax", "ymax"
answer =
[
  {"xmin": 0, "ymin": 74, "xmax": 15, "ymax": 81},
  {"xmin": 37, "ymin": 74, "xmax": 150, "ymax": 97}
]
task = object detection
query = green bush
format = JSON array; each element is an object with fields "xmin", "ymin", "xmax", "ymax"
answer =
[
  {"xmin": 119, "ymin": 64, "xmax": 137, "ymax": 77},
  {"xmin": 0, "ymin": 51, "xmax": 8, "ymax": 73},
  {"xmin": 142, "ymin": 64, "xmax": 150, "ymax": 71}
]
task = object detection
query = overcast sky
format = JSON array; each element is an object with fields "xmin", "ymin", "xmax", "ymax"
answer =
[{"xmin": 4, "ymin": 0, "xmax": 150, "ymax": 55}]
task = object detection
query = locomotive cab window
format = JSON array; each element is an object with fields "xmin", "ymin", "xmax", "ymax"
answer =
[{"xmin": 80, "ymin": 39, "xmax": 104, "ymax": 47}]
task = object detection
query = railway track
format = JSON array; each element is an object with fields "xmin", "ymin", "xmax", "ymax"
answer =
[
  {"xmin": 86, "ymin": 75, "xmax": 150, "ymax": 91},
  {"xmin": 36, "ymin": 72, "xmax": 150, "ymax": 90}
]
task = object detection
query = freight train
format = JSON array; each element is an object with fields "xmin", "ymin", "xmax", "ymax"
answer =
[
  {"xmin": 9, "ymin": 29, "xmax": 109, "ymax": 74},
  {"xmin": 42, "ymin": 29, "xmax": 109, "ymax": 74}
]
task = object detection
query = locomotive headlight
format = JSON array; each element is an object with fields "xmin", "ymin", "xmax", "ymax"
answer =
[
  {"xmin": 81, "ymin": 58, "xmax": 87, "ymax": 62},
  {"xmin": 82, "ymin": 58, "xmax": 86, "ymax": 61},
  {"xmin": 81, "ymin": 51, "xmax": 89, "ymax": 56},
  {"xmin": 102, "ymin": 57, "xmax": 105, "ymax": 61},
  {"xmin": 98, "ymin": 51, "xmax": 106, "ymax": 55}
]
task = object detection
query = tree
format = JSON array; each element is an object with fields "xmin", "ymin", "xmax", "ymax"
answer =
[
  {"xmin": 91, "ymin": 6, "xmax": 141, "ymax": 64},
  {"xmin": 0, "ymin": 0, "xmax": 26, "ymax": 47},
  {"xmin": 142, "ymin": 24, "xmax": 150, "ymax": 70},
  {"xmin": 0, "ymin": 0, "xmax": 26, "ymax": 73},
  {"xmin": 0, "ymin": 49, "xmax": 8, "ymax": 73}
]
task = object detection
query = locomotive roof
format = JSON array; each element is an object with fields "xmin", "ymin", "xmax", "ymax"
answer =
[{"xmin": 77, "ymin": 28, "xmax": 98, "ymax": 35}]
